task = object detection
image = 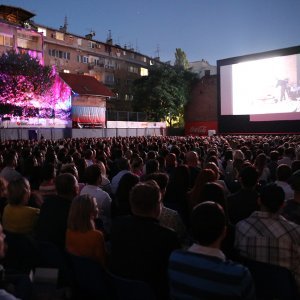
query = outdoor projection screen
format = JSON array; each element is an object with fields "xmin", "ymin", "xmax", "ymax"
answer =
[{"xmin": 217, "ymin": 46, "xmax": 300, "ymax": 134}]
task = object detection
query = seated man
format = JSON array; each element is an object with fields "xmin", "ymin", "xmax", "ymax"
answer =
[
  {"xmin": 35, "ymin": 173, "xmax": 79, "ymax": 250},
  {"xmin": 169, "ymin": 201, "xmax": 255, "ymax": 300},
  {"xmin": 235, "ymin": 183, "xmax": 300, "ymax": 289},
  {"xmin": 110, "ymin": 181, "xmax": 180, "ymax": 300}
]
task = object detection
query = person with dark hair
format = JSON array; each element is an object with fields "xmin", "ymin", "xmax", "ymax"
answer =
[
  {"xmin": 235, "ymin": 183, "xmax": 300, "ymax": 289},
  {"xmin": 145, "ymin": 172, "xmax": 187, "ymax": 244},
  {"xmin": 169, "ymin": 202, "xmax": 255, "ymax": 300},
  {"xmin": 267, "ymin": 150, "xmax": 279, "ymax": 182},
  {"xmin": 282, "ymin": 170, "xmax": 300, "ymax": 225},
  {"xmin": 227, "ymin": 166, "xmax": 259, "ymax": 224},
  {"xmin": 110, "ymin": 158, "xmax": 130, "ymax": 194},
  {"xmin": 110, "ymin": 181, "xmax": 180, "ymax": 300},
  {"xmin": 185, "ymin": 151, "xmax": 201, "ymax": 189},
  {"xmin": 0, "ymin": 151, "xmax": 21, "ymax": 182},
  {"xmin": 275, "ymin": 164, "xmax": 293, "ymax": 201},
  {"xmin": 112, "ymin": 172, "xmax": 139, "ymax": 218},
  {"xmin": 80, "ymin": 164, "xmax": 112, "ymax": 234},
  {"xmin": 35, "ymin": 173, "xmax": 79, "ymax": 249},
  {"xmin": 39, "ymin": 163, "xmax": 56, "ymax": 196}
]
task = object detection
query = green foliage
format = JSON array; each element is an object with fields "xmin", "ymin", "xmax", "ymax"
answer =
[
  {"xmin": 0, "ymin": 50, "xmax": 55, "ymax": 105},
  {"xmin": 174, "ymin": 48, "xmax": 190, "ymax": 70},
  {"xmin": 132, "ymin": 64, "xmax": 197, "ymax": 127}
]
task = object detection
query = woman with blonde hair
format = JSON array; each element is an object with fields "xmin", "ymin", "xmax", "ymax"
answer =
[
  {"xmin": 66, "ymin": 194, "xmax": 107, "ymax": 266},
  {"xmin": 2, "ymin": 177, "xmax": 39, "ymax": 234}
]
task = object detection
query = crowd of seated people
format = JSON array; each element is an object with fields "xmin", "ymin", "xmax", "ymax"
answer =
[{"xmin": 0, "ymin": 134, "xmax": 299, "ymax": 298}]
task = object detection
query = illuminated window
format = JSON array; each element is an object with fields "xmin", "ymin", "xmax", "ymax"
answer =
[
  {"xmin": 37, "ymin": 27, "xmax": 47, "ymax": 36},
  {"xmin": 0, "ymin": 34, "xmax": 13, "ymax": 47},
  {"xmin": 140, "ymin": 68, "xmax": 148, "ymax": 76},
  {"xmin": 56, "ymin": 32, "xmax": 64, "ymax": 41}
]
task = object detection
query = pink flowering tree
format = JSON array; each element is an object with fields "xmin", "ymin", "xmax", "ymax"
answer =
[{"xmin": 0, "ymin": 50, "xmax": 55, "ymax": 116}]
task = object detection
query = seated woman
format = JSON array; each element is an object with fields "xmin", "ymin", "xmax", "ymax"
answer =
[
  {"xmin": 66, "ymin": 194, "xmax": 107, "ymax": 266},
  {"xmin": 2, "ymin": 177, "xmax": 40, "ymax": 235}
]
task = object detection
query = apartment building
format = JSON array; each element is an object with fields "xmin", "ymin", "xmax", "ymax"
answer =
[
  {"xmin": 0, "ymin": 5, "xmax": 43, "ymax": 62},
  {"xmin": 0, "ymin": 5, "xmax": 162, "ymax": 111}
]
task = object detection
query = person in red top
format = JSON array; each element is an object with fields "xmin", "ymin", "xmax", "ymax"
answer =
[{"xmin": 66, "ymin": 194, "xmax": 107, "ymax": 266}]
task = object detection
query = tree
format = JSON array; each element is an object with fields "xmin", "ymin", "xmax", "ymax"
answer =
[
  {"xmin": 132, "ymin": 64, "xmax": 196, "ymax": 127},
  {"xmin": 0, "ymin": 50, "xmax": 55, "ymax": 108},
  {"xmin": 174, "ymin": 48, "xmax": 190, "ymax": 70}
]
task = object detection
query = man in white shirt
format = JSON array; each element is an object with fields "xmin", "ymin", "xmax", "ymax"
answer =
[
  {"xmin": 80, "ymin": 164, "xmax": 112, "ymax": 234},
  {"xmin": 111, "ymin": 158, "xmax": 131, "ymax": 194}
]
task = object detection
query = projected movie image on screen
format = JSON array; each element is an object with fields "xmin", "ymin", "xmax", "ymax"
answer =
[{"xmin": 220, "ymin": 53, "xmax": 300, "ymax": 119}]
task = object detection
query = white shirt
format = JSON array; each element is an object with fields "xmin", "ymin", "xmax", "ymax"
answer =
[
  {"xmin": 188, "ymin": 243, "xmax": 226, "ymax": 261},
  {"xmin": 275, "ymin": 180, "xmax": 294, "ymax": 201},
  {"xmin": 111, "ymin": 170, "xmax": 130, "ymax": 194}
]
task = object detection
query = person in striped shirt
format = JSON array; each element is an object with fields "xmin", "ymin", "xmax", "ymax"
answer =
[{"xmin": 169, "ymin": 201, "xmax": 255, "ymax": 300}]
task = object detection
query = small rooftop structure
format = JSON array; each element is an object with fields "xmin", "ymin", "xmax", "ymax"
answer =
[
  {"xmin": 0, "ymin": 5, "xmax": 35, "ymax": 24},
  {"xmin": 59, "ymin": 73, "xmax": 114, "ymax": 97}
]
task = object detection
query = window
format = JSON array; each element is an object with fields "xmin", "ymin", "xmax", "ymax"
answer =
[
  {"xmin": 37, "ymin": 27, "xmax": 47, "ymax": 36},
  {"xmin": 56, "ymin": 32, "xmax": 64, "ymax": 41},
  {"xmin": 49, "ymin": 49, "xmax": 70, "ymax": 59},
  {"xmin": 77, "ymin": 55, "xmax": 89, "ymax": 63},
  {"xmin": 1, "ymin": 35, "xmax": 13, "ymax": 47},
  {"xmin": 128, "ymin": 66, "xmax": 138, "ymax": 73},
  {"xmin": 77, "ymin": 39, "xmax": 82, "ymax": 46},
  {"xmin": 105, "ymin": 74, "xmax": 114, "ymax": 84},
  {"xmin": 89, "ymin": 42, "xmax": 95, "ymax": 48},
  {"xmin": 140, "ymin": 68, "xmax": 148, "ymax": 76}
]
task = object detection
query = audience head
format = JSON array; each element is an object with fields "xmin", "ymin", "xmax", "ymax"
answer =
[
  {"xmin": 55, "ymin": 173, "xmax": 79, "ymax": 199},
  {"xmin": 67, "ymin": 194, "xmax": 98, "ymax": 232},
  {"xmin": 41, "ymin": 163, "xmax": 56, "ymax": 181},
  {"xmin": 4, "ymin": 151, "xmax": 18, "ymax": 168},
  {"xmin": 276, "ymin": 164, "xmax": 292, "ymax": 182},
  {"xmin": 84, "ymin": 164, "xmax": 102, "ymax": 185},
  {"xmin": 191, "ymin": 201, "xmax": 226, "ymax": 247},
  {"xmin": 115, "ymin": 172, "xmax": 140, "ymax": 202},
  {"xmin": 116, "ymin": 157, "xmax": 130, "ymax": 172},
  {"xmin": 291, "ymin": 170, "xmax": 300, "ymax": 192},
  {"xmin": 200, "ymin": 182, "xmax": 226, "ymax": 209},
  {"xmin": 60, "ymin": 163, "xmax": 79, "ymax": 180},
  {"xmin": 0, "ymin": 177, "xmax": 8, "ymax": 198},
  {"xmin": 185, "ymin": 151, "xmax": 199, "ymax": 167},
  {"xmin": 129, "ymin": 181, "xmax": 161, "ymax": 218},
  {"xmin": 239, "ymin": 166, "xmax": 258, "ymax": 188},
  {"xmin": 145, "ymin": 159, "xmax": 159, "ymax": 175},
  {"xmin": 7, "ymin": 177, "xmax": 31, "ymax": 205},
  {"xmin": 144, "ymin": 172, "xmax": 169, "ymax": 196},
  {"xmin": 259, "ymin": 183, "xmax": 285, "ymax": 213}
]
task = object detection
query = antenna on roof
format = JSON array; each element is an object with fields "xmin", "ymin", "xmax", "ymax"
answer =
[
  {"xmin": 106, "ymin": 30, "xmax": 113, "ymax": 45},
  {"xmin": 154, "ymin": 44, "xmax": 160, "ymax": 60},
  {"xmin": 59, "ymin": 15, "xmax": 68, "ymax": 33},
  {"xmin": 85, "ymin": 29, "xmax": 95, "ymax": 40}
]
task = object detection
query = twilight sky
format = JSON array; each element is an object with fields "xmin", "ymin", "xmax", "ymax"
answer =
[{"xmin": 3, "ymin": 0, "xmax": 300, "ymax": 65}]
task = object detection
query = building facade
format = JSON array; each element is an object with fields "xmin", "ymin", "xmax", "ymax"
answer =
[{"xmin": 0, "ymin": 5, "xmax": 162, "ymax": 112}]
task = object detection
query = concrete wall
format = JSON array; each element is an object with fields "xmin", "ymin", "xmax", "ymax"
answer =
[{"xmin": 0, "ymin": 127, "xmax": 165, "ymax": 140}]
